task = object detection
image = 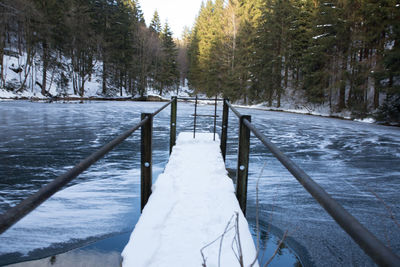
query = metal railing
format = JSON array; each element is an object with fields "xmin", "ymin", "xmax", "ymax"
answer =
[
  {"xmin": 1, "ymin": 96, "xmax": 399, "ymax": 266},
  {"xmin": 0, "ymin": 97, "xmax": 177, "ymax": 234},
  {"xmin": 182, "ymin": 96, "xmax": 224, "ymax": 140},
  {"xmin": 221, "ymin": 99, "xmax": 400, "ymax": 267}
]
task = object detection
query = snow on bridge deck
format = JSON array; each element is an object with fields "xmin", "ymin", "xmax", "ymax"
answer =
[{"xmin": 122, "ymin": 132, "xmax": 258, "ymax": 267}]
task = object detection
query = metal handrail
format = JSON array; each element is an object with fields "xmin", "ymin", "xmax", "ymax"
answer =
[
  {"xmin": 0, "ymin": 101, "xmax": 173, "ymax": 235},
  {"xmin": 177, "ymin": 97, "xmax": 225, "ymax": 101},
  {"xmin": 225, "ymin": 101, "xmax": 241, "ymax": 118},
  {"xmin": 192, "ymin": 95, "xmax": 219, "ymax": 140},
  {"xmin": 224, "ymin": 100, "xmax": 400, "ymax": 266},
  {"xmin": 152, "ymin": 99, "xmax": 174, "ymax": 117}
]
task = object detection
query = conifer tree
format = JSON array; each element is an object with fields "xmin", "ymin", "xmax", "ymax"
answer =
[
  {"xmin": 149, "ymin": 10, "xmax": 162, "ymax": 34},
  {"xmin": 159, "ymin": 22, "xmax": 179, "ymax": 94}
]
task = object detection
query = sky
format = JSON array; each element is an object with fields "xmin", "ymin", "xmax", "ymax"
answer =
[{"xmin": 139, "ymin": 0, "xmax": 204, "ymax": 38}]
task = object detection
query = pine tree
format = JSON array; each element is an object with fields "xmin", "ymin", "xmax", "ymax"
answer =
[
  {"xmin": 159, "ymin": 22, "xmax": 179, "ymax": 95},
  {"xmin": 177, "ymin": 27, "xmax": 190, "ymax": 88},
  {"xmin": 188, "ymin": 0, "xmax": 225, "ymax": 96},
  {"xmin": 65, "ymin": 0, "xmax": 96, "ymax": 96},
  {"xmin": 374, "ymin": 0, "xmax": 400, "ymax": 123},
  {"xmin": 149, "ymin": 10, "xmax": 162, "ymax": 34},
  {"xmin": 31, "ymin": 0, "xmax": 65, "ymax": 96}
]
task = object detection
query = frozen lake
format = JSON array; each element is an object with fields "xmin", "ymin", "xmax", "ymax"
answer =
[{"xmin": 0, "ymin": 101, "xmax": 399, "ymax": 266}]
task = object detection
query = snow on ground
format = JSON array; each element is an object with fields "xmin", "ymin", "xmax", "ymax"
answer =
[
  {"xmin": 0, "ymin": 51, "xmax": 192, "ymax": 99},
  {"xmin": 0, "ymin": 53, "xmax": 46, "ymax": 99},
  {"xmin": 0, "ymin": 50, "xmax": 375, "ymax": 123},
  {"xmin": 353, "ymin": 117, "xmax": 376, "ymax": 123},
  {"xmin": 235, "ymin": 102, "xmax": 351, "ymax": 118},
  {"xmin": 232, "ymin": 101, "xmax": 368, "ymax": 122},
  {"xmin": 121, "ymin": 132, "xmax": 258, "ymax": 267}
]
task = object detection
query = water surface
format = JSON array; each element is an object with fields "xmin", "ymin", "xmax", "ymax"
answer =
[{"xmin": 0, "ymin": 101, "xmax": 399, "ymax": 266}]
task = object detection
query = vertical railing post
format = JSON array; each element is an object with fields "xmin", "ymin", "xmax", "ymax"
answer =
[
  {"xmin": 220, "ymin": 99, "xmax": 229, "ymax": 162},
  {"xmin": 193, "ymin": 95, "xmax": 198, "ymax": 139},
  {"xmin": 141, "ymin": 113, "xmax": 153, "ymax": 212},
  {"xmin": 236, "ymin": 115, "xmax": 251, "ymax": 216},
  {"xmin": 213, "ymin": 95, "xmax": 217, "ymax": 141},
  {"xmin": 170, "ymin": 96, "xmax": 177, "ymax": 154}
]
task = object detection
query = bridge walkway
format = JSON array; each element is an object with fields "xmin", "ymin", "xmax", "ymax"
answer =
[{"xmin": 121, "ymin": 132, "xmax": 258, "ymax": 267}]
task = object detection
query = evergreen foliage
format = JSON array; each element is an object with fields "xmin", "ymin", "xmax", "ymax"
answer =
[
  {"xmin": 0, "ymin": 0, "xmax": 181, "ymax": 97},
  {"xmin": 1, "ymin": 0, "xmax": 399, "ymax": 122},
  {"xmin": 159, "ymin": 23, "xmax": 179, "ymax": 94},
  {"xmin": 187, "ymin": 0, "xmax": 400, "ymax": 122}
]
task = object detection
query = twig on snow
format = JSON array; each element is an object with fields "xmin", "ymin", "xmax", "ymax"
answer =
[
  {"xmin": 200, "ymin": 215, "xmax": 235, "ymax": 267},
  {"xmin": 231, "ymin": 212, "xmax": 244, "ymax": 266},
  {"xmin": 219, "ymin": 214, "xmax": 235, "ymax": 267}
]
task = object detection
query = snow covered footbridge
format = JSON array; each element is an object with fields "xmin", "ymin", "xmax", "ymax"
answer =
[
  {"xmin": 122, "ymin": 132, "xmax": 257, "ymax": 266},
  {"xmin": 0, "ymin": 97, "xmax": 399, "ymax": 266}
]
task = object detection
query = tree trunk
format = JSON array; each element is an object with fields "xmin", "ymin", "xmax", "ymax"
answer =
[
  {"xmin": 42, "ymin": 41, "xmax": 48, "ymax": 96},
  {"xmin": 373, "ymin": 36, "xmax": 385, "ymax": 109},
  {"xmin": 0, "ymin": 46, "xmax": 4, "ymax": 88},
  {"xmin": 120, "ymin": 71, "xmax": 123, "ymax": 97},
  {"xmin": 347, "ymin": 52, "xmax": 356, "ymax": 106},
  {"xmin": 373, "ymin": 86, "xmax": 379, "ymax": 109},
  {"xmin": 102, "ymin": 61, "xmax": 107, "ymax": 95},
  {"xmin": 73, "ymin": 72, "xmax": 78, "ymax": 95},
  {"xmin": 80, "ymin": 75, "xmax": 84, "ymax": 97},
  {"xmin": 48, "ymin": 61, "xmax": 57, "ymax": 93},
  {"xmin": 338, "ymin": 54, "xmax": 347, "ymax": 110},
  {"xmin": 231, "ymin": 11, "xmax": 236, "ymax": 71},
  {"xmin": 18, "ymin": 48, "xmax": 33, "ymax": 92},
  {"xmin": 284, "ymin": 54, "xmax": 289, "ymax": 89},
  {"xmin": 277, "ymin": 89, "xmax": 281, "ymax": 108},
  {"xmin": 268, "ymin": 86, "xmax": 273, "ymax": 107},
  {"xmin": 0, "ymin": 28, "xmax": 6, "ymax": 88},
  {"xmin": 18, "ymin": 22, "xmax": 22, "ymax": 55},
  {"xmin": 275, "ymin": 56, "xmax": 282, "ymax": 108}
]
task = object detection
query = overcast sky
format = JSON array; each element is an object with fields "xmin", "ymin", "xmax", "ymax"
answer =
[{"xmin": 139, "ymin": 0, "xmax": 204, "ymax": 38}]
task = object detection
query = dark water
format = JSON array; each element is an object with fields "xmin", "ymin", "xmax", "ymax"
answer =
[{"xmin": 0, "ymin": 101, "xmax": 399, "ymax": 266}]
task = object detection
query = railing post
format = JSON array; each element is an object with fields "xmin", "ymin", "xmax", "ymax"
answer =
[
  {"xmin": 236, "ymin": 115, "xmax": 251, "ymax": 216},
  {"xmin": 141, "ymin": 113, "xmax": 153, "ymax": 212},
  {"xmin": 213, "ymin": 95, "xmax": 217, "ymax": 141},
  {"xmin": 170, "ymin": 97, "xmax": 177, "ymax": 154},
  {"xmin": 220, "ymin": 99, "xmax": 229, "ymax": 162},
  {"xmin": 193, "ymin": 95, "xmax": 198, "ymax": 139}
]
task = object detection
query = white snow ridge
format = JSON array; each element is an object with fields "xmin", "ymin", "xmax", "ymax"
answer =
[{"xmin": 121, "ymin": 132, "xmax": 258, "ymax": 267}]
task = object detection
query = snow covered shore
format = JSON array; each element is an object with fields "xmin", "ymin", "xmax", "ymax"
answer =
[
  {"xmin": 233, "ymin": 102, "xmax": 376, "ymax": 124},
  {"xmin": 121, "ymin": 133, "xmax": 258, "ymax": 267},
  {"xmin": 0, "ymin": 85, "xmax": 377, "ymax": 124}
]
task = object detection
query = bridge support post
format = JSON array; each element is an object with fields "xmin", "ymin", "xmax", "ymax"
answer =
[
  {"xmin": 220, "ymin": 99, "xmax": 229, "ymax": 162},
  {"xmin": 236, "ymin": 115, "xmax": 251, "ymax": 216},
  {"xmin": 193, "ymin": 95, "xmax": 198, "ymax": 139},
  {"xmin": 213, "ymin": 96, "xmax": 217, "ymax": 141},
  {"xmin": 141, "ymin": 113, "xmax": 153, "ymax": 212},
  {"xmin": 170, "ymin": 97, "xmax": 177, "ymax": 154}
]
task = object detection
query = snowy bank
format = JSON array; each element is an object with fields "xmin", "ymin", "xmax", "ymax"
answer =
[
  {"xmin": 233, "ymin": 102, "xmax": 377, "ymax": 124},
  {"xmin": 121, "ymin": 132, "xmax": 258, "ymax": 267}
]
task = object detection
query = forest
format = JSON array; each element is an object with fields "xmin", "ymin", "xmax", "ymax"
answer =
[
  {"xmin": 0, "ymin": 0, "xmax": 182, "ymax": 98},
  {"xmin": 0, "ymin": 0, "xmax": 399, "ymax": 122},
  {"xmin": 187, "ymin": 0, "xmax": 400, "ymax": 122}
]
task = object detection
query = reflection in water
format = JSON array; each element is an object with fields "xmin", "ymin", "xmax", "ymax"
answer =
[
  {"xmin": 6, "ymin": 232, "xmax": 130, "ymax": 267},
  {"xmin": 6, "ymin": 250, "xmax": 121, "ymax": 267},
  {"xmin": 249, "ymin": 223, "xmax": 303, "ymax": 267},
  {"xmin": 7, "ymin": 226, "xmax": 302, "ymax": 267}
]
